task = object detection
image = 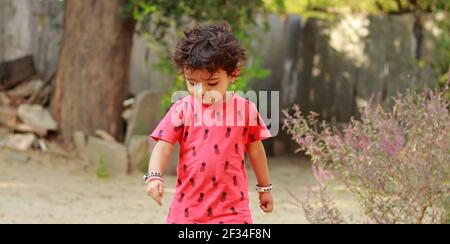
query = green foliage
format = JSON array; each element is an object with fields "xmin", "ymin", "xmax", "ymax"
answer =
[
  {"xmin": 123, "ymin": 0, "xmax": 275, "ymax": 110},
  {"xmin": 266, "ymin": 0, "xmax": 450, "ymax": 17},
  {"xmin": 434, "ymin": 13, "xmax": 450, "ymax": 84},
  {"xmin": 96, "ymin": 156, "xmax": 110, "ymax": 179}
]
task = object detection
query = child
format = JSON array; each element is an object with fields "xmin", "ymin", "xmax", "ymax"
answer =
[{"xmin": 145, "ymin": 23, "xmax": 273, "ymax": 224}]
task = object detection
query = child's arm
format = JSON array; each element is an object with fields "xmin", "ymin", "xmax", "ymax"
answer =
[
  {"xmin": 247, "ymin": 140, "xmax": 273, "ymax": 213},
  {"xmin": 145, "ymin": 140, "xmax": 174, "ymax": 206},
  {"xmin": 148, "ymin": 140, "xmax": 174, "ymax": 175}
]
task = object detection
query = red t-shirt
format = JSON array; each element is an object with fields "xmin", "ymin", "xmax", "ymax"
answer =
[{"xmin": 150, "ymin": 92, "xmax": 271, "ymax": 224}]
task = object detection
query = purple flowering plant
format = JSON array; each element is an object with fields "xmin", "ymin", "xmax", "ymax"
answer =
[{"xmin": 283, "ymin": 87, "xmax": 450, "ymax": 224}]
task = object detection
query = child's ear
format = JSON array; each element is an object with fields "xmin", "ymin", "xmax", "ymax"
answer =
[
  {"xmin": 230, "ymin": 68, "xmax": 241, "ymax": 84},
  {"xmin": 232, "ymin": 68, "xmax": 241, "ymax": 78}
]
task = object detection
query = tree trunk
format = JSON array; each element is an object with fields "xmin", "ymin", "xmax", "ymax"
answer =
[{"xmin": 53, "ymin": 0, "xmax": 135, "ymax": 143}]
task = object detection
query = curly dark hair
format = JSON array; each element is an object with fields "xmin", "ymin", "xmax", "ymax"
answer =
[{"xmin": 173, "ymin": 22, "xmax": 247, "ymax": 77}]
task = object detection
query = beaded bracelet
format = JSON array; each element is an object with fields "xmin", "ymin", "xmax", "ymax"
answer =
[
  {"xmin": 143, "ymin": 172, "xmax": 163, "ymax": 183},
  {"xmin": 256, "ymin": 184, "xmax": 273, "ymax": 193},
  {"xmin": 145, "ymin": 177, "xmax": 164, "ymax": 186}
]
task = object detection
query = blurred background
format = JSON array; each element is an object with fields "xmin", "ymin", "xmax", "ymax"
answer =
[{"xmin": 0, "ymin": 0, "xmax": 449, "ymax": 224}]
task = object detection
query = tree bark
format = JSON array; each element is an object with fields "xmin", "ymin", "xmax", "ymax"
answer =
[{"xmin": 53, "ymin": 0, "xmax": 135, "ymax": 143}]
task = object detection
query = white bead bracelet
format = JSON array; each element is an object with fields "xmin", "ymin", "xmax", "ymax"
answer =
[{"xmin": 256, "ymin": 184, "xmax": 273, "ymax": 193}]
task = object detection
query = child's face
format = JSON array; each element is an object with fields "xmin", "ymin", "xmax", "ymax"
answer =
[{"xmin": 184, "ymin": 68, "xmax": 238, "ymax": 105}]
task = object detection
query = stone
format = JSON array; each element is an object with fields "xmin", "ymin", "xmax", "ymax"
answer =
[
  {"xmin": 17, "ymin": 104, "xmax": 58, "ymax": 131},
  {"xmin": 85, "ymin": 136, "xmax": 128, "ymax": 175},
  {"xmin": 125, "ymin": 91, "xmax": 164, "ymax": 145},
  {"xmin": 0, "ymin": 127, "xmax": 9, "ymax": 137},
  {"xmin": 0, "ymin": 128, "xmax": 9, "ymax": 148},
  {"xmin": 94, "ymin": 130, "xmax": 117, "ymax": 142},
  {"xmin": 4, "ymin": 133, "xmax": 36, "ymax": 151},
  {"xmin": 0, "ymin": 106, "xmax": 17, "ymax": 128},
  {"xmin": 127, "ymin": 135, "xmax": 153, "ymax": 173},
  {"xmin": 0, "ymin": 92, "xmax": 11, "ymax": 105},
  {"xmin": 8, "ymin": 79, "xmax": 44, "ymax": 98},
  {"xmin": 121, "ymin": 107, "xmax": 132, "ymax": 121},
  {"xmin": 14, "ymin": 123, "xmax": 47, "ymax": 137}
]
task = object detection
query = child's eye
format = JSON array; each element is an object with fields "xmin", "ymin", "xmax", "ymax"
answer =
[{"xmin": 208, "ymin": 82, "xmax": 218, "ymax": 86}]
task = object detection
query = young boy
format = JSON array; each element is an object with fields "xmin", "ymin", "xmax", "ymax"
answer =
[{"xmin": 145, "ymin": 23, "xmax": 273, "ymax": 224}]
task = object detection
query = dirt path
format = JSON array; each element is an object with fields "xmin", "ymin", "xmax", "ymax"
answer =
[{"xmin": 0, "ymin": 148, "xmax": 361, "ymax": 224}]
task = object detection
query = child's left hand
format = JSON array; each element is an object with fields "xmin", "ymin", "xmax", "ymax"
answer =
[{"xmin": 259, "ymin": 192, "xmax": 273, "ymax": 213}]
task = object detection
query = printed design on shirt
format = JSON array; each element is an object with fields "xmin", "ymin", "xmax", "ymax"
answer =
[
  {"xmin": 177, "ymin": 179, "xmax": 182, "ymax": 186},
  {"xmin": 224, "ymin": 161, "xmax": 230, "ymax": 171},
  {"xmin": 158, "ymin": 130, "xmax": 164, "ymax": 138},
  {"xmin": 225, "ymin": 127, "xmax": 232, "ymax": 138},
  {"xmin": 207, "ymin": 207, "xmax": 213, "ymax": 217},
  {"xmin": 184, "ymin": 208, "xmax": 189, "ymax": 218},
  {"xmin": 192, "ymin": 146, "xmax": 197, "ymax": 157},
  {"xmin": 240, "ymin": 191, "xmax": 245, "ymax": 201},
  {"xmin": 233, "ymin": 176, "xmax": 238, "ymax": 186},
  {"xmin": 197, "ymin": 193, "xmax": 204, "ymax": 203},
  {"xmin": 220, "ymin": 192, "xmax": 227, "ymax": 202},
  {"xmin": 249, "ymin": 134, "xmax": 255, "ymax": 141},
  {"xmin": 200, "ymin": 162, "xmax": 206, "ymax": 172},
  {"xmin": 184, "ymin": 132, "xmax": 189, "ymax": 142},
  {"xmin": 178, "ymin": 193, "xmax": 185, "ymax": 203},
  {"xmin": 214, "ymin": 144, "xmax": 220, "ymax": 155},
  {"xmin": 189, "ymin": 178, "xmax": 196, "ymax": 187},
  {"xmin": 211, "ymin": 176, "xmax": 218, "ymax": 187},
  {"xmin": 203, "ymin": 129, "xmax": 209, "ymax": 140},
  {"xmin": 230, "ymin": 207, "xmax": 237, "ymax": 215},
  {"xmin": 234, "ymin": 144, "xmax": 239, "ymax": 154},
  {"xmin": 241, "ymin": 160, "xmax": 245, "ymax": 170},
  {"xmin": 242, "ymin": 127, "xmax": 248, "ymax": 136}
]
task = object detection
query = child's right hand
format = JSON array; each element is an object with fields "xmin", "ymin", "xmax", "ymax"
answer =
[{"xmin": 146, "ymin": 180, "xmax": 164, "ymax": 206}]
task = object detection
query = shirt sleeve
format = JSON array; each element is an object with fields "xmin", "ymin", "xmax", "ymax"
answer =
[
  {"xmin": 246, "ymin": 101, "xmax": 272, "ymax": 144},
  {"xmin": 149, "ymin": 99, "xmax": 184, "ymax": 145}
]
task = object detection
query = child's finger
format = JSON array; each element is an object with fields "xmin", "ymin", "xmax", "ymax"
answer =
[
  {"xmin": 260, "ymin": 203, "xmax": 268, "ymax": 212},
  {"xmin": 266, "ymin": 201, "xmax": 273, "ymax": 212},
  {"xmin": 259, "ymin": 200, "xmax": 266, "ymax": 209},
  {"xmin": 260, "ymin": 201, "xmax": 273, "ymax": 213},
  {"xmin": 157, "ymin": 184, "xmax": 164, "ymax": 206},
  {"xmin": 151, "ymin": 188, "xmax": 159, "ymax": 201},
  {"xmin": 155, "ymin": 195, "xmax": 163, "ymax": 206},
  {"xmin": 158, "ymin": 182, "xmax": 164, "ymax": 196}
]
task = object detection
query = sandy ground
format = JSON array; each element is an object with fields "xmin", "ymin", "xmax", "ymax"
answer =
[{"xmin": 0, "ymin": 147, "xmax": 362, "ymax": 224}]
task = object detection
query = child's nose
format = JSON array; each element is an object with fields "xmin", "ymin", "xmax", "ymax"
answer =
[{"xmin": 193, "ymin": 83, "xmax": 204, "ymax": 94}]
